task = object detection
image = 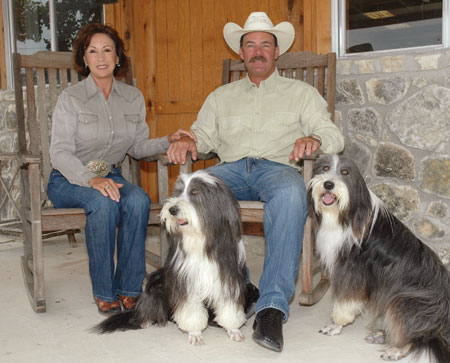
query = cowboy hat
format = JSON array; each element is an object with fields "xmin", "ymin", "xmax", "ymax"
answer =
[{"xmin": 223, "ymin": 12, "xmax": 295, "ymax": 55}]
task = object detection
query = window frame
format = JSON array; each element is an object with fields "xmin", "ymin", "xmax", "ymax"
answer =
[
  {"xmin": 332, "ymin": 0, "xmax": 450, "ymax": 57},
  {"xmin": 2, "ymin": 0, "xmax": 106, "ymax": 89}
]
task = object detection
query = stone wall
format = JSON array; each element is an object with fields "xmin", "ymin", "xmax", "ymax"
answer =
[
  {"xmin": 0, "ymin": 90, "xmax": 19, "ymax": 221},
  {"xmin": 336, "ymin": 48, "xmax": 450, "ymax": 265}
]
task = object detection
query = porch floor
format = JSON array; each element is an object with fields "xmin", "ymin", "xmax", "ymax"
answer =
[{"xmin": 1, "ymin": 232, "xmax": 426, "ymax": 363}]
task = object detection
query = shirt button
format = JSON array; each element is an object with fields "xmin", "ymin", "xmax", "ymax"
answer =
[
  {"xmin": 111, "ymin": 131, "xmax": 114, "ymax": 134},
  {"xmin": 109, "ymin": 116, "xmax": 112, "ymax": 120}
]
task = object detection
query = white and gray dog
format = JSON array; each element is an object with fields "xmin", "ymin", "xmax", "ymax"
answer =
[
  {"xmin": 94, "ymin": 170, "xmax": 247, "ymax": 345},
  {"xmin": 308, "ymin": 154, "xmax": 450, "ymax": 362}
]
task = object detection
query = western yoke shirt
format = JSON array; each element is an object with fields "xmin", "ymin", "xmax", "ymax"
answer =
[
  {"xmin": 50, "ymin": 75, "xmax": 170, "ymax": 187},
  {"xmin": 191, "ymin": 68, "xmax": 344, "ymax": 168}
]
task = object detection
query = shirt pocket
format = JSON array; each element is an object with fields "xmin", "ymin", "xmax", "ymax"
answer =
[
  {"xmin": 218, "ymin": 116, "xmax": 251, "ymax": 139},
  {"xmin": 77, "ymin": 113, "xmax": 99, "ymax": 141},
  {"xmin": 267, "ymin": 112, "xmax": 300, "ymax": 141},
  {"xmin": 124, "ymin": 114, "xmax": 140, "ymax": 139}
]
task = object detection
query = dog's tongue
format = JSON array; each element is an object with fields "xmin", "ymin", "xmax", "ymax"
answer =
[
  {"xmin": 177, "ymin": 219, "xmax": 188, "ymax": 226},
  {"xmin": 323, "ymin": 192, "xmax": 335, "ymax": 205}
]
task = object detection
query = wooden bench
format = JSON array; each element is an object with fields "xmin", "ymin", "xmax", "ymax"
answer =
[{"xmin": 6, "ymin": 51, "xmax": 167, "ymax": 312}]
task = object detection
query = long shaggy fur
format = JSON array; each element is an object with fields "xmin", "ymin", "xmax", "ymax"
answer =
[
  {"xmin": 309, "ymin": 154, "xmax": 450, "ymax": 362},
  {"xmin": 94, "ymin": 170, "xmax": 247, "ymax": 345}
]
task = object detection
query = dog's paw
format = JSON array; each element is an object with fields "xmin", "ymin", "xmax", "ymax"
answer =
[
  {"xmin": 227, "ymin": 328, "xmax": 244, "ymax": 342},
  {"xmin": 319, "ymin": 324, "xmax": 343, "ymax": 336},
  {"xmin": 188, "ymin": 331, "xmax": 204, "ymax": 346},
  {"xmin": 140, "ymin": 321, "xmax": 151, "ymax": 329},
  {"xmin": 381, "ymin": 345, "xmax": 412, "ymax": 361},
  {"xmin": 365, "ymin": 330, "xmax": 386, "ymax": 344}
]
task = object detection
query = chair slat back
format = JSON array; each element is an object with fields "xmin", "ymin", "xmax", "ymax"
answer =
[
  {"xmin": 13, "ymin": 51, "xmax": 134, "ymax": 199},
  {"xmin": 14, "ymin": 52, "xmax": 79, "ymax": 198},
  {"xmin": 221, "ymin": 51, "xmax": 336, "ymax": 122}
]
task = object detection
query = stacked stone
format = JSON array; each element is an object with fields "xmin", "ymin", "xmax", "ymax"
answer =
[
  {"xmin": 0, "ymin": 90, "xmax": 20, "ymax": 221},
  {"xmin": 336, "ymin": 49, "xmax": 450, "ymax": 267}
]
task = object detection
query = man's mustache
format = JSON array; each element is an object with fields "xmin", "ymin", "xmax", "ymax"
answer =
[{"xmin": 249, "ymin": 56, "xmax": 267, "ymax": 63}]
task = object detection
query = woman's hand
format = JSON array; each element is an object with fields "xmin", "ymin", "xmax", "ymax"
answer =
[
  {"xmin": 168, "ymin": 129, "xmax": 197, "ymax": 143},
  {"xmin": 88, "ymin": 176, "xmax": 123, "ymax": 202}
]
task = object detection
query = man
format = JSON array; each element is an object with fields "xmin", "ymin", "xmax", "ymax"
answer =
[{"xmin": 167, "ymin": 12, "xmax": 344, "ymax": 352}]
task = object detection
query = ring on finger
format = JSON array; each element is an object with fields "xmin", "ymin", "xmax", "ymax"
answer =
[{"xmin": 104, "ymin": 185, "xmax": 110, "ymax": 189}]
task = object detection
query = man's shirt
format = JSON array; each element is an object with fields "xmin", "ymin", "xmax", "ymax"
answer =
[{"xmin": 191, "ymin": 69, "xmax": 344, "ymax": 168}]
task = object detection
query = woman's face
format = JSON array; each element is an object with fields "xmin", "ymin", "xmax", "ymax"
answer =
[{"xmin": 83, "ymin": 33, "xmax": 119, "ymax": 82}]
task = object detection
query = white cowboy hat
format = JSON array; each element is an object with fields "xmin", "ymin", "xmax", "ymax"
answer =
[{"xmin": 223, "ymin": 12, "xmax": 295, "ymax": 55}]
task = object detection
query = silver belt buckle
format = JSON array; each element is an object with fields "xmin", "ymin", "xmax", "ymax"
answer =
[{"xmin": 86, "ymin": 160, "xmax": 111, "ymax": 177}]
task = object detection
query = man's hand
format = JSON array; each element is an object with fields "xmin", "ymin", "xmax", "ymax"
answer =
[
  {"xmin": 289, "ymin": 136, "xmax": 321, "ymax": 162},
  {"xmin": 168, "ymin": 128, "xmax": 197, "ymax": 143},
  {"xmin": 88, "ymin": 176, "xmax": 123, "ymax": 202},
  {"xmin": 166, "ymin": 136, "xmax": 198, "ymax": 165}
]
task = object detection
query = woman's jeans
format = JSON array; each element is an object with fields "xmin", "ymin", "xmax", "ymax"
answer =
[
  {"xmin": 47, "ymin": 167, "xmax": 150, "ymax": 302},
  {"xmin": 208, "ymin": 158, "xmax": 308, "ymax": 320}
]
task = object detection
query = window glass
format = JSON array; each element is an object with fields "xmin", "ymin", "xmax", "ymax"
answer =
[
  {"xmin": 14, "ymin": 0, "xmax": 103, "ymax": 54},
  {"xmin": 54, "ymin": 1, "xmax": 103, "ymax": 51},
  {"xmin": 346, "ymin": 0, "xmax": 443, "ymax": 53}
]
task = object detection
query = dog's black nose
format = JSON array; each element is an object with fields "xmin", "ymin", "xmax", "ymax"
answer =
[
  {"xmin": 324, "ymin": 181, "xmax": 334, "ymax": 190},
  {"xmin": 169, "ymin": 206, "xmax": 178, "ymax": 216}
]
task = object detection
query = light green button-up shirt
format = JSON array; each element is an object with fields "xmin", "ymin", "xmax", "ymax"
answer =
[
  {"xmin": 191, "ymin": 69, "xmax": 344, "ymax": 168},
  {"xmin": 50, "ymin": 75, "xmax": 170, "ymax": 186}
]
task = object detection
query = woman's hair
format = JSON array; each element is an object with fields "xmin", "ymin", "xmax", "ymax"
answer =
[{"xmin": 73, "ymin": 23, "xmax": 129, "ymax": 78}]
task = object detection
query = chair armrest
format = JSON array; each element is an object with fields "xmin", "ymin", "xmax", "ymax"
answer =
[
  {"xmin": 300, "ymin": 150, "xmax": 322, "ymax": 162},
  {"xmin": 140, "ymin": 153, "xmax": 171, "ymax": 166},
  {"xmin": 196, "ymin": 152, "xmax": 218, "ymax": 161},
  {"xmin": 0, "ymin": 152, "xmax": 40, "ymax": 165}
]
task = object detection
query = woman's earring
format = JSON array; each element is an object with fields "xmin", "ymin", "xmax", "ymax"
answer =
[
  {"xmin": 116, "ymin": 63, "xmax": 121, "ymax": 68},
  {"xmin": 85, "ymin": 63, "xmax": 88, "ymax": 68}
]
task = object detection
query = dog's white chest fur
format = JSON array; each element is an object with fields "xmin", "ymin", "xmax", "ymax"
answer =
[
  {"xmin": 316, "ymin": 212, "xmax": 352, "ymax": 274},
  {"xmin": 172, "ymin": 235, "xmax": 230, "ymax": 302}
]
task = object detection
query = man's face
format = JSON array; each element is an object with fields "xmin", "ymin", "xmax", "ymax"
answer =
[{"xmin": 239, "ymin": 32, "xmax": 279, "ymax": 83}]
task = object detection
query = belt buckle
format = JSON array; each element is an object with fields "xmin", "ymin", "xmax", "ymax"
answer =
[{"xmin": 86, "ymin": 160, "xmax": 111, "ymax": 177}]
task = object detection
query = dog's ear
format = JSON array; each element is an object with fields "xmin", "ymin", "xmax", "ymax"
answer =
[
  {"xmin": 348, "ymin": 176, "xmax": 373, "ymax": 240},
  {"xmin": 307, "ymin": 183, "xmax": 321, "ymax": 224}
]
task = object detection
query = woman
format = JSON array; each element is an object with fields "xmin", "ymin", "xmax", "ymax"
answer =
[{"xmin": 48, "ymin": 23, "xmax": 195, "ymax": 314}]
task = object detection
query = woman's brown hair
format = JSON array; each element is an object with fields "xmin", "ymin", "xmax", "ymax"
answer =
[{"xmin": 73, "ymin": 23, "xmax": 128, "ymax": 78}]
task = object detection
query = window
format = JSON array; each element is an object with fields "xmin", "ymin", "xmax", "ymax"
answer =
[
  {"xmin": 333, "ymin": 0, "xmax": 450, "ymax": 56},
  {"xmin": 2, "ymin": 0, "xmax": 113, "ymax": 88}
]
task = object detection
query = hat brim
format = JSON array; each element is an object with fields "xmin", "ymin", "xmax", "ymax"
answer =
[{"xmin": 223, "ymin": 21, "xmax": 294, "ymax": 55}]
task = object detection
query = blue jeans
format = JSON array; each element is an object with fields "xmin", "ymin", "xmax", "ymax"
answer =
[
  {"xmin": 208, "ymin": 158, "xmax": 308, "ymax": 320},
  {"xmin": 47, "ymin": 167, "xmax": 150, "ymax": 302}
]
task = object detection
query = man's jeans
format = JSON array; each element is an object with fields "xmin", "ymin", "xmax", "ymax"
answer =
[
  {"xmin": 47, "ymin": 167, "xmax": 150, "ymax": 302},
  {"xmin": 208, "ymin": 158, "xmax": 308, "ymax": 320}
]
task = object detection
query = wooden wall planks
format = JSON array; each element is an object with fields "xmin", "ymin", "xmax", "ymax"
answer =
[{"xmin": 104, "ymin": 0, "xmax": 331, "ymax": 201}]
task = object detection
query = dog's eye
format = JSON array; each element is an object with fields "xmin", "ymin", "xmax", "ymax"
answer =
[
  {"xmin": 341, "ymin": 169, "xmax": 349, "ymax": 175},
  {"xmin": 323, "ymin": 166, "xmax": 329, "ymax": 171},
  {"xmin": 190, "ymin": 188, "xmax": 199, "ymax": 195}
]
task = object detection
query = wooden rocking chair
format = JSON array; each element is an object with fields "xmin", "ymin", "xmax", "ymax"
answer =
[{"xmin": 9, "ymin": 51, "xmax": 166, "ymax": 312}]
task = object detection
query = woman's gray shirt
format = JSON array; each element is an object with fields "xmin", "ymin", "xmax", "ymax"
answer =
[{"xmin": 50, "ymin": 74, "xmax": 169, "ymax": 186}]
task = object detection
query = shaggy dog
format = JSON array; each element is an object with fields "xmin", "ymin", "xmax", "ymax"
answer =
[
  {"xmin": 308, "ymin": 154, "xmax": 450, "ymax": 362},
  {"xmin": 94, "ymin": 170, "xmax": 247, "ymax": 345}
]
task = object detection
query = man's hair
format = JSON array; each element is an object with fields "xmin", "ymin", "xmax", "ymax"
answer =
[
  {"xmin": 73, "ymin": 22, "xmax": 129, "ymax": 78},
  {"xmin": 239, "ymin": 32, "xmax": 278, "ymax": 48}
]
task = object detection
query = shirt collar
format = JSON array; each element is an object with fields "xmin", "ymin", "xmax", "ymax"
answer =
[
  {"xmin": 85, "ymin": 74, "xmax": 125, "ymax": 100},
  {"xmin": 85, "ymin": 74, "xmax": 99, "ymax": 100},
  {"xmin": 244, "ymin": 68, "xmax": 279, "ymax": 93}
]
